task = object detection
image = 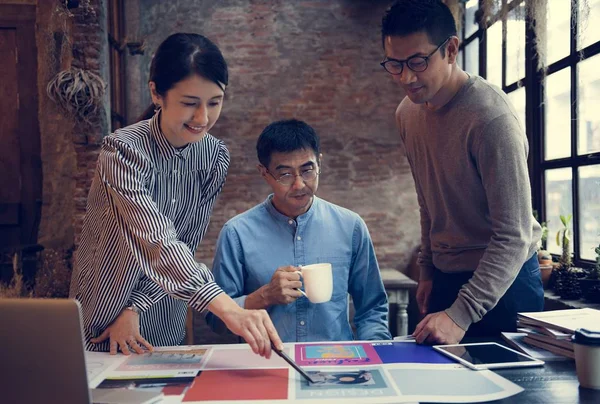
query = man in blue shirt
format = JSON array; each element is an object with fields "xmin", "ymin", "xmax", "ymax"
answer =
[{"xmin": 208, "ymin": 119, "xmax": 391, "ymax": 342}]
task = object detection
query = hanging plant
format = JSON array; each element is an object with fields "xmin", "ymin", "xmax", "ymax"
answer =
[
  {"xmin": 57, "ymin": 0, "xmax": 96, "ymax": 18},
  {"xmin": 46, "ymin": 67, "xmax": 106, "ymax": 126}
]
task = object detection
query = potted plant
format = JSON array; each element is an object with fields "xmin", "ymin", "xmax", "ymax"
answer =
[
  {"xmin": 536, "ymin": 216, "xmax": 553, "ymax": 287},
  {"xmin": 580, "ymin": 243, "xmax": 600, "ymax": 303},
  {"xmin": 552, "ymin": 214, "xmax": 583, "ymax": 300}
]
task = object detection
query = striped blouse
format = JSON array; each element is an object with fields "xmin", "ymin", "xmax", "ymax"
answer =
[{"xmin": 70, "ymin": 112, "xmax": 229, "ymax": 351}]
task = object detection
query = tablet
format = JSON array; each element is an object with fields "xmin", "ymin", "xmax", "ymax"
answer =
[{"xmin": 433, "ymin": 342, "xmax": 545, "ymax": 370}]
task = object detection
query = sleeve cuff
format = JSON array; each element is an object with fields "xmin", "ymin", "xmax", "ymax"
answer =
[
  {"xmin": 129, "ymin": 291, "xmax": 153, "ymax": 313},
  {"xmin": 188, "ymin": 281, "xmax": 224, "ymax": 313},
  {"xmin": 445, "ymin": 297, "xmax": 478, "ymax": 331}
]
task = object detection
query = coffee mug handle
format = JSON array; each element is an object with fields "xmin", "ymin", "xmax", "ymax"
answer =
[{"xmin": 294, "ymin": 270, "xmax": 307, "ymax": 298}]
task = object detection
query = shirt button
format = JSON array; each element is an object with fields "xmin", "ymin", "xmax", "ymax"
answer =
[
  {"xmin": 288, "ymin": 219, "xmax": 293, "ymax": 225},
  {"xmin": 171, "ymin": 199, "xmax": 176, "ymax": 204},
  {"xmin": 297, "ymin": 236, "xmax": 301, "ymax": 241},
  {"xmin": 300, "ymin": 321, "xmax": 305, "ymax": 326},
  {"xmin": 173, "ymin": 170, "xmax": 178, "ymax": 174}
]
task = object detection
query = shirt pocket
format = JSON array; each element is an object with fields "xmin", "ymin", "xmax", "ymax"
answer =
[{"xmin": 316, "ymin": 256, "xmax": 350, "ymax": 301}]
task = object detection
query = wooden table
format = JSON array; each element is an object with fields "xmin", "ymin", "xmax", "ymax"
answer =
[
  {"xmin": 86, "ymin": 339, "xmax": 600, "ymax": 403},
  {"xmin": 454, "ymin": 337, "xmax": 600, "ymax": 404},
  {"xmin": 380, "ymin": 269, "xmax": 417, "ymax": 337},
  {"xmin": 489, "ymin": 358, "xmax": 600, "ymax": 403}
]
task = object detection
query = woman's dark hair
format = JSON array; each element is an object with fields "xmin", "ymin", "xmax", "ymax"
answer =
[
  {"xmin": 138, "ymin": 32, "xmax": 228, "ymax": 121},
  {"xmin": 256, "ymin": 119, "xmax": 320, "ymax": 168},
  {"xmin": 381, "ymin": 0, "xmax": 457, "ymax": 56}
]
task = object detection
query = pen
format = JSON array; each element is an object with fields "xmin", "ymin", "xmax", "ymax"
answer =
[{"xmin": 271, "ymin": 342, "xmax": 315, "ymax": 384}]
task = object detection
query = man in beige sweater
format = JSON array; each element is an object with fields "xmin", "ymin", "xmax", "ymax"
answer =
[{"xmin": 380, "ymin": 0, "xmax": 543, "ymax": 345}]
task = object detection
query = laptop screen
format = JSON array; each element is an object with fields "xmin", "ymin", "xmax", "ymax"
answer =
[{"xmin": 0, "ymin": 298, "xmax": 92, "ymax": 404}]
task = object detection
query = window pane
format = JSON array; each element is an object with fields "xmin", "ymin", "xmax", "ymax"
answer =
[
  {"xmin": 579, "ymin": 165, "xmax": 600, "ymax": 260},
  {"xmin": 579, "ymin": 0, "xmax": 600, "ymax": 50},
  {"xmin": 486, "ymin": 21, "xmax": 502, "ymax": 88},
  {"xmin": 506, "ymin": 4, "xmax": 526, "ymax": 85},
  {"xmin": 465, "ymin": 38, "xmax": 479, "ymax": 74},
  {"xmin": 547, "ymin": 0, "xmax": 571, "ymax": 65},
  {"xmin": 577, "ymin": 55, "xmax": 600, "ymax": 155},
  {"xmin": 465, "ymin": 0, "xmax": 479, "ymax": 38},
  {"xmin": 545, "ymin": 168, "xmax": 573, "ymax": 256},
  {"xmin": 507, "ymin": 86, "xmax": 526, "ymax": 133},
  {"xmin": 545, "ymin": 68, "xmax": 572, "ymax": 160}
]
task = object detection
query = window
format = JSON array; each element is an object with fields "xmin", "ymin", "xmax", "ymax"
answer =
[
  {"xmin": 458, "ymin": 1, "xmax": 526, "ymax": 118},
  {"xmin": 544, "ymin": 68, "xmax": 571, "ymax": 160},
  {"xmin": 459, "ymin": 0, "xmax": 600, "ymax": 267},
  {"xmin": 542, "ymin": 0, "xmax": 600, "ymax": 262},
  {"xmin": 108, "ymin": 0, "xmax": 127, "ymax": 130},
  {"xmin": 460, "ymin": 0, "xmax": 480, "ymax": 75},
  {"xmin": 505, "ymin": 4, "xmax": 526, "ymax": 85}
]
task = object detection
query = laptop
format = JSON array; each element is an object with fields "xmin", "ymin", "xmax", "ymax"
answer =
[{"xmin": 0, "ymin": 298, "xmax": 162, "ymax": 404}]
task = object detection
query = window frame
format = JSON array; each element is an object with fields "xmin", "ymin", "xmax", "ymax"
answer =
[{"xmin": 459, "ymin": 0, "xmax": 600, "ymax": 268}]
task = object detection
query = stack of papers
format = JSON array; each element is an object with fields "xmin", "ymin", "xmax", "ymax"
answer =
[
  {"xmin": 85, "ymin": 342, "xmax": 526, "ymax": 403},
  {"xmin": 501, "ymin": 332, "xmax": 570, "ymax": 361},
  {"xmin": 512, "ymin": 308, "xmax": 600, "ymax": 359}
]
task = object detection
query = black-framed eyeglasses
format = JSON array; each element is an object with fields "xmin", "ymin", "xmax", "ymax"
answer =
[
  {"xmin": 267, "ymin": 168, "xmax": 320, "ymax": 186},
  {"xmin": 380, "ymin": 37, "xmax": 451, "ymax": 75}
]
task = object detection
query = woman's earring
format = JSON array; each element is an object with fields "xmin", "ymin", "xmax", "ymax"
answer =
[{"xmin": 154, "ymin": 104, "xmax": 161, "ymax": 113}]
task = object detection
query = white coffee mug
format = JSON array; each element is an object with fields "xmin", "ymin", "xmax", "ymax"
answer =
[{"xmin": 295, "ymin": 263, "xmax": 333, "ymax": 303}]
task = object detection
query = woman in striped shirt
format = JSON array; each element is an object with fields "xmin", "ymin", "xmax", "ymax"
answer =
[{"xmin": 70, "ymin": 33, "xmax": 282, "ymax": 357}]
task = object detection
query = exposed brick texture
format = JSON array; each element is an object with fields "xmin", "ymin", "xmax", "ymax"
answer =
[
  {"xmin": 32, "ymin": 0, "xmax": 109, "ymax": 250},
  {"xmin": 123, "ymin": 0, "xmax": 421, "ymax": 343},
  {"xmin": 125, "ymin": 0, "xmax": 420, "ymax": 274},
  {"xmin": 11, "ymin": 0, "xmax": 422, "ymax": 338},
  {"xmin": 69, "ymin": 0, "xmax": 110, "ymax": 244}
]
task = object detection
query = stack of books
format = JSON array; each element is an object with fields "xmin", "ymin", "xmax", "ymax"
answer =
[{"xmin": 513, "ymin": 308, "xmax": 600, "ymax": 359}]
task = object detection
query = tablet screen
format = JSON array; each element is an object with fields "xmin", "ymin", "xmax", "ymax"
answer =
[{"xmin": 437, "ymin": 343, "xmax": 535, "ymax": 365}]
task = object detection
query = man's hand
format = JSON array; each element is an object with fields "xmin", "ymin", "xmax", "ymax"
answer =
[
  {"xmin": 412, "ymin": 311, "xmax": 466, "ymax": 345},
  {"xmin": 254, "ymin": 266, "xmax": 304, "ymax": 308},
  {"xmin": 91, "ymin": 309, "xmax": 154, "ymax": 355},
  {"xmin": 416, "ymin": 279, "xmax": 433, "ymax": 315}
]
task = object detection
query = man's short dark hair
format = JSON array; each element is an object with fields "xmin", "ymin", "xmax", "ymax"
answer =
[
  {"xmin": 256, "ymin": 119, "xmax": 320, "ymax": 168},
  {"xmin": 381, "ymin": 0, "xmax": 457, "ymax": 55}
]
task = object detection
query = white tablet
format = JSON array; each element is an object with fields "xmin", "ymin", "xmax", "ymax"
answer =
[{"xmin": 433, "ymin": 342, "xmax": 545, "ymax": 370}]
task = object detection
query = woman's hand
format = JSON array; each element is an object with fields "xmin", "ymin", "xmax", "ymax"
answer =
[
  {"xmin": 91, "ymin": 308, "xmax": 154, "ymax": 355},
  {"xmin": 208, "ymin": 294, "xmax": 284, "ymax": 358}
]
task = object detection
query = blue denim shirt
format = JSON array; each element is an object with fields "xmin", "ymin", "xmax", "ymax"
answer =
[{"xmin": 208, "ymin": 195, "xmax": 391, "ymax": 342}]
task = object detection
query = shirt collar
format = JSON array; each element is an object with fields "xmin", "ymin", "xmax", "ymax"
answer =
[
  {"xmin": 263, "ymin": 194, "xmax": 318, "ymax": 224},
  {"xmin": 149, "ymin": 111, "xmax": 192, "ymax": 159}
]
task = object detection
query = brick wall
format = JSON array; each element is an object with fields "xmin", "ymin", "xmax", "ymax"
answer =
[
  {"xmin": 29, "ymin": 0, "xmax": 108, "ymax": 297},
  {"xmin": 0, "ymin": 0, "xmax": 109, "ymax": 296},
  {"xmin": 69, "ymin": 0, "xmax": 110, "ymax": 245},
  {"xmin": 122, "ymin": 0, "xmax": 422, "ymax": 344},
  {"xmin": 7, "ymin": 0, "xmax": 422, "ymax": 340},
  {"xmin": 125, "ymin": 0, "xmax": 421, "ymax": 274},
  {"xmin": 34, "ymin": 0, "xmax": 109, "ymax": 250}
]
